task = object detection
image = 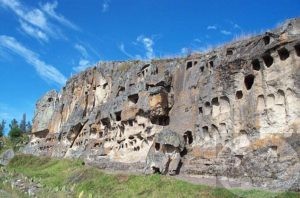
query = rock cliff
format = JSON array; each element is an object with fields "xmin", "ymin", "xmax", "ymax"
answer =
[{"xmin": 24, "ymin": 18, "xmax": 300, "ymax": 191}]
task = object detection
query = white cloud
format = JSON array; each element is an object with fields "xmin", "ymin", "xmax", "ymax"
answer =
[
  {"xmin": 102, "ymin": 0, "xmax": 110, "ymax": 13},
  {"xmin": 41, "ymin": 1, "xmax": 79, "ymax": 30},
  {"xmin": 220, "ymin": 30, "xmax": 232, "ymax": 35},
  {"xmin": 0, "ymin": 0, "xmax": 77, "ymax": 41},
  {"xmin": 207, "ymin": 25, "xmax": 217, "ymax": 30},
  {"xmin": 118, "ymin": 43, "xmax": 134, "ymax": 59},
  {"xmin": 73, "ymin": 58, "xmax": 91, "ymax": 72},
  {"xmin": 0, "ymin": 35, "xmax": 66, "ymax": 85},
  {"xmin": 137, "ymin": 35, "xmax": 154, "ymax": 59},
  {"xmin": 193, "ymin": 38, "xmax": 202, "ymax": 43},
  {"xmin": 74, "ymin": 44, "xmax": 88, "ymax": 58},
  {"xmin": 19, "ymin": 20, "xmax": 49, "ymax": 42}
]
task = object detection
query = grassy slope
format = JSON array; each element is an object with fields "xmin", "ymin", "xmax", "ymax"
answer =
[{"xmin": 3, "ymin": 154, "xmax": 299, "ymax": 198}]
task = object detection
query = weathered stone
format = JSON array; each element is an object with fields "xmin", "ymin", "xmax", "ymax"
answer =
[
  {"xmin": 0, "ymin": 149, "xmax": 15, "ymax": 166},
  {"xmin": 23, "ymin": 18, "xmax": 300, "ymax": 191}
]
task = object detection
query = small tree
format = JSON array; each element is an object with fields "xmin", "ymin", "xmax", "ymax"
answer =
[
  {"xmin": 0, "ymin": 120, "xmax": 5, "ymax": 137},
  {"xmin": 8, "ymin": 119, "xmax": 22, "ymax": 141},
  {"xmin": 8, "ymin": 127, "xmax": 22, "ymax": 140},
  {"xmin": 20, "ymin": 113, "xmax": 27, "ymax": 133}
]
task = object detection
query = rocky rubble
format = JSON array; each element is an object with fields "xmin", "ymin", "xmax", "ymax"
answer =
[{"xmin": 23, "ymin": 18, "xmax": 300, "ymax": 191}]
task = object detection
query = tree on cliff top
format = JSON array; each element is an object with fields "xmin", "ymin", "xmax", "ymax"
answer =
[
  {"xmin": 8, "ymin": 119, "xmax": 22, "ymax": 141},
  {"xmin": 0, "ymin": 120, "xmax": 5, "ymax": 137}
]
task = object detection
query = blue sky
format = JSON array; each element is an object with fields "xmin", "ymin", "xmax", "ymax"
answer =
[{"xmin": 0, "ymin": 0, "xmax": 299, "ymax": 129}]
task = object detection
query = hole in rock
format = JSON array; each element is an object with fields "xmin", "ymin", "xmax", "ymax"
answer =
[
  {"xmin": 236, "ymin": 90, "xmax": 243, "ymax": 99},
  {"xmin": 212, "ymin": 97, "xmax": 219, "ymax": 106},
  {"xmin": 244, "ymin": 74, "xmax": 255, "ymax": 90},
  {"xmin": 262, "ymin": 53, "xmax": 273, "ymax": 67},
  {"xmin": 101, "ymin": 118, "xmax": 111, "ymax": 128},
  {"xmin": 152, "ymin": 167, "xmax": 160, "ymax": 174},
  {"xmin": 47, "ymin": 98, "xmax": 53, "ymax": 102},
  {"xmin": 155, "ymin": 143, "xmax": 160, "ymax": 151},
  {"xmin": 295, "ymin": 44, "xmax": 300, "ymax": 57},
  {"xmin": 252, "ymin": 59, "xmax": 261, "ymax": 71},
  {"xmin": 199, "ymin": 107, "xmax": 203, "ymax": 114},
  {"xmin": 226, "ymin": 49, "xmax": 233, "ymax": 56},
  {"xmin": 103, "ymin": 83, "xmax": 108, "ymax": 89},
  {"xmin": 183, "ymin": 131, "xmax": 193, "ymax": 144},
  {"xmin": 194, "ymin": 61, "xmax": 198, "ymax": 65},
  {"xmin": 205, "ymin": 101, "xmax": 210, "ymax": 107},
  {"xmin": 277, "ymin": 47, "xmax": 289, "ymax": 61},
  {"xmin": 151, "ymin": 116, "xmax": 170, "ymax": 126},
  {"xmin": 209, "ymin": 61, "xmax": 214, "ymax": 68},
  {"xmin": 128, "ymin": 94, "xmax": 139, "ymax": 104},
  {"xmin": 115, "ymin": 111, "xmax": 121, "ymax": 121},
  {"xmin": 200, "ymin": 66, "xmax": 204, "ymax": 72},
  {"xmin": 263, "ymin": 36, "xmax": 270, "ymax": 45},
  {"xmin": 186, "ymin": 61, "xmax": 193, "ymax": 70},
  {"xmin": 128, "ymin": 120, "xmax": 134, "ymax": 127}
]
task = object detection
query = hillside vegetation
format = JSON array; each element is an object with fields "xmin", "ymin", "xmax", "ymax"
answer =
[{"xmin": 0, "ymin": 154, "xmax": 298, "ymax": 198}]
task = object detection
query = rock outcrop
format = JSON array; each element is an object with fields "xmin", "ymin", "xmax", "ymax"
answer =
[{"xmin": 24, "ymin": 18, "xmax": 300, "ymax": 191}]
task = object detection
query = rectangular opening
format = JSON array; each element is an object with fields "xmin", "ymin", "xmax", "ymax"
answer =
[
  {"xmin": 186, "ymin": 61, "xmax": 193, "ymax": 70},
  {"xmin": 128, "ymin": 94, "xmax": 139, "ymax": 104}
]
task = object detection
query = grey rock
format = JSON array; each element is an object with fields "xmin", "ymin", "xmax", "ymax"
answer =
[{"xmin": 0, "ymin": 149, "xmax": 14, "ymax": 166}]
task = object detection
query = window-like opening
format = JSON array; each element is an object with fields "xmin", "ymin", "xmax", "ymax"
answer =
[
  {"xmin": 155, "ymin": 143, "xmax": 160, "ymax": 151},
  {"xmin": 194, "ymin": 61, "xmax": 198, "ymax": 65},
  {"xmin": 205, "ymin": 101, "xmax": 210, "ymax": 107},
  {"xmin": 47, "ymin": 98, "xmax": 53, "ymax": 102},
  {"xmin": 209, "ymin": 61, "xmax": 214, "ymax": 68},
  {"xmin": 202, "ymin": 126, "xmax": 209, "ymax": 135},
  {"xmin": 199, "ymin": 107, "xmax": 203, "ymax": 114},
  {"xmin": 128, "ymin": 120, "xmax": 133, "ymax": 126},
  {"xmin": 129, "ymin": 135, "xmax": 134, "ymax": 140},
  {"xmin": 200, "ymin": 66, "xmax": 204, "ymax": 72},
  {"xmin": 262, "ymin": 53, "xmax": 273, "ymax": 67},
  {"xmin": 103, "ymin": 83, "xmax": 108, "ymax": 89},
  {"xmin": 150, "ymin": 116, "xmax": 170, "ymax": 126},
  {"xmin": 183, "ymin": 131, "xmax": 193, "ymax": 144},
  {"xmin": 252, "ymin": 59, "xmax": 261, "ymax": 71},
  {"xmin": 152, "ymin": 167, "xmax": 160, "ymax": 174},
  {"xmin": 186, "ymin": 61, "xmax": 193, "ymax": 70},
  {"xmin": 211, "ymin": 97, "xmax": 219, "ymax": 106},
  {"xmin": 244, "ymin": 74, "xmax": 255, "ymax": 90},
  {"xmin": 226, "ymin": 49, "xmax": 233, "ymax": 56},
  {"xmin": 295, "ymin": 44, "xmax": 300, "ymax": 57},
  {"xmin": 236, "ymin": 90, "xmax": 243, "ymax": 99},
  {"xmin": 115, "ymin": 111, "xmax": 121, "ymax": 121},
  {"xmin": 277, "ymin": 47, "xmax": 289, "ymax": 61},
  {"xmin": 128, "ymin": 94, "xmax": 139, "ymax": 104},
  {"xmin": 263, "ymin": 36, "xmax": 270, "ymax": 45},
  {"xmin": 101, "ymin": 118, "xmax": 111, "ymax": 128}
]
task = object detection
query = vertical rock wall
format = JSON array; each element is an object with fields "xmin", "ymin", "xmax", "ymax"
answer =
[{"xmin": 24, "ymin": 18, "xmax": 300, "ymax": 190}]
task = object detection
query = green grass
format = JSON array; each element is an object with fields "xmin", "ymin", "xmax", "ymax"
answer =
[{"xmin": 4, "ymin": 154, "xmax": 300, "ymax": 198}]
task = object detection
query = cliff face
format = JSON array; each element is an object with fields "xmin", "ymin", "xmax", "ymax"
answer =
[{"xmin": 24, "ymin": 19, "xmax": 300, "ymax": 190}]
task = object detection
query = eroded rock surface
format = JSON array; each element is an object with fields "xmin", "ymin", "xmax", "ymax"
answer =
[{"xmin": 23, "ymin": 18, "xmax": 300, "ymax": 191}]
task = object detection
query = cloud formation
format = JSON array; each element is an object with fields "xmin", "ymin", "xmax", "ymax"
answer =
[
  {"xmin": 207, "ymin": 25, "xmax": 217, "ymax": 30},
  {"xmin": 41, "ymin": 1, "xmax": 79, "ymax": 30},
  {"xmin": 0, "ymin": 0, "xmax": 77, "ymax": 41},
  {"xmin": 0, "ymin": 35, "xmax": 67, "ymax": 85},
  {"xmin": 220, "ymin": 30, "xmax": 232, "ymax": 35},
  {"xmin": 137, "ymin": 35, "xmax": 154, "ymax": 59}
]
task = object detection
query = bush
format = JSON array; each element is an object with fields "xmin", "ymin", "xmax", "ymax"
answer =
[{"xmin": 8, "ymin": 127, "xmax": 22, "ymax": 140}]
